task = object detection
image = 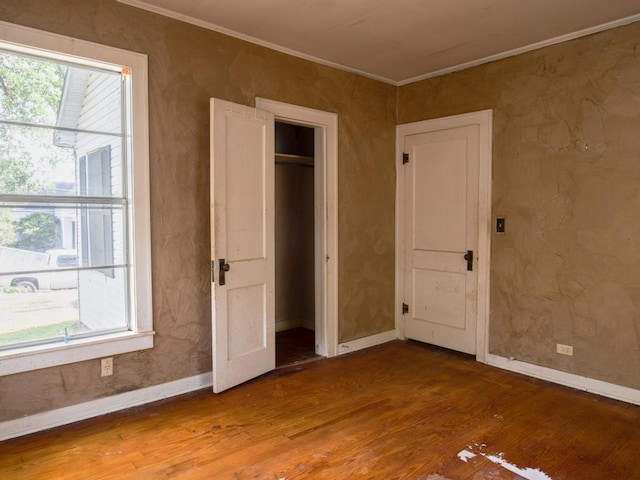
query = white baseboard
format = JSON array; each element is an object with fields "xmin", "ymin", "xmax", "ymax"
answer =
[
  {"xmin": 338, "ymin": 330, "xmax": 397, "ymax": 355},
  {"xmin": 9, "ymin": 346, "xmax": 635, "ymax": 442},
  {"xmin": 0, "ymin": 372, "xmax": 213, "ymax": 441},
  {"xmin": 486, "ymin": 354, "xmax": 640, "ymax": 406}
]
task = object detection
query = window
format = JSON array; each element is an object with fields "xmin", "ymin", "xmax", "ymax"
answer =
[{"xmin": 0, "ymin": 22, "xmax": 152, "ymax": 375}]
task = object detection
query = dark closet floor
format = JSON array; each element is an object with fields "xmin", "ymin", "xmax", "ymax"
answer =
[{"xmin": 276, "ymin": 327, "xmax": 319, "ymax": 366}]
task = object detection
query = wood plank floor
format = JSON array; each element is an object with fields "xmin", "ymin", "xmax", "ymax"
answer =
[{"xmin": 2, "ymin": 340, "xmax": 640, "ymax": 479}]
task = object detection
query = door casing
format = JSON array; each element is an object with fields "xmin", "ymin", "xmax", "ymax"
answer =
[
  {"xmin": 256, "ymin": 98, "xmax": 338, "ymax": 358},
  {"xmin": 395, "ymin": 110, "xmax": 492, "ymax": 362}
]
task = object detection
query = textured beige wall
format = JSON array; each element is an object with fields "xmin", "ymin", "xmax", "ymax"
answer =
[
  {"xmin": 399, "ymin": 22, "xmax": 640, "ymax": 389},
  {"xmin": 0, "ymin": 0, "xmax": 396, "ymax": 421},
  {"xmin": 4, "ymin": 0, "xmax": 638, "ymax": 427}
]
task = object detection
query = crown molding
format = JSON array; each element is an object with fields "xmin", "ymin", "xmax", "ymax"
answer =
[
  {"xmin": 116, "ymin": 0, "xmax": 396, "ymax": 85},
  {"xmin": 397, "ymin": 12, "xmax": 640, "ymax": 85},
  {"xmin": 117, "ymin": 1, "xmax": 640, "ymax": 86}
]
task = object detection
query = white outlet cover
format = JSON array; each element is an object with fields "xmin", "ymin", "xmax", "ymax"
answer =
[
  {"xmin": 556, "ymin": 344, "xmax": 573, "ymax": 356},
  {"xmin": 101, "ymin": 357, "xmax": 113, "ymax": 376}
]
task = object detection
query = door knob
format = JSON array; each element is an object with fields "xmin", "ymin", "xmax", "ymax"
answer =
[
  {"xmin": 219, "ymin": 259, "xmax": 230, "ymax": 285},
  {"xmin": 464, "ymin": 250, "xmax": 473, "ymax": 272}
]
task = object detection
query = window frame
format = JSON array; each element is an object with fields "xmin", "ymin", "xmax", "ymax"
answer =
[{"xmin": 0, "ymin": 21, "xmax": 153, "ymax": 376}]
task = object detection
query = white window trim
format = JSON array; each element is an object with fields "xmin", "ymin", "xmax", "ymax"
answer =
[{"xmin": 0, "ymin": 21, "xmax": 153, "ymax": 376}]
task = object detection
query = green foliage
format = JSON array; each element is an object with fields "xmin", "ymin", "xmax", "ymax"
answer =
[
  {"xmin": 0, "ymin": 51, "xmax": 72, "ymax": 195},
  {"xmin": 0, "ymin": 51, "xmax": 75, "ymax": 252},
  {"xmin": 0, "ymin": 52, "xmax": 64, "ymax": 124},
  {"xmin": 1, "ymin": 286, "xmax": 23, "ymax": 294},
  {"xmin": 0, "ymin": 210, "xmax": 16, "ymax": 246},
  {"xmin": 12, "ymin": 212, "xmax": 59, "ymax": 252},
  {"xmin": 0, "ymin": 154, "xmax": 31, "ymax": 191}
]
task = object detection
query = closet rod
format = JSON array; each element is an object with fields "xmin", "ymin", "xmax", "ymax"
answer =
[{"xmin": 275, "ymin": 161, "xmax": 314, "ymax": 168}]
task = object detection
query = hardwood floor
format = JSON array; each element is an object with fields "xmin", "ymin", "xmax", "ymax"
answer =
[{"xmin": 2, "ymin": 340, "xmax": 640, "ymax": 479}]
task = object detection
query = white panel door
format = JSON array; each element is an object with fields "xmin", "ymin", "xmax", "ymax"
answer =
[
  {"xmin": 211, "ymin": 98, "xmax": 275, "ymax": 393},
  {"xmin": 404, "ymin": 125, "xmax": 479, "ymax": 354}
]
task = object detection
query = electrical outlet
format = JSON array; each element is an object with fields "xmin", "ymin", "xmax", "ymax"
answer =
[
  {"xmin": 556, "ymin": 344, "xmax": 573, "ymax": 356},
  {"xmin": 101, "ymin": 357, "xmax": 113, "ymax": 376}
]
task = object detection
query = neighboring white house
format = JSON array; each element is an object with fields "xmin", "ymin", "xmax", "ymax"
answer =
[{"xmin": 54, "ymin": 66, "xmax": 127, "ymax": 331}]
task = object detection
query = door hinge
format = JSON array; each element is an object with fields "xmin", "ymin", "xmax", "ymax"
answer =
[
  {"xmin": 402, "ymin": 152, "xmax": 409, "ymax": 164},
  {"xmin": 211, "ymin": 260, "xmax": 215, "ymax": 283},
  {"xmin": 402, "ymin": 303, "xmax": 409, "ymax": 314}
]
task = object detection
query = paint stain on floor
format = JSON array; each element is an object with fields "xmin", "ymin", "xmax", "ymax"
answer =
[{"xmin": 457, "ymin": 443, "xmax": 553, "ymax": 480}]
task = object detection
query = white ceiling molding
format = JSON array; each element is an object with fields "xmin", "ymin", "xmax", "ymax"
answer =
[
  {"xmin": 117, "ymin": 0, "xmax": 396, "ymax": 85},
  {"xmin": 397, "ymin": 12, "xmax": 640, "ymax": 86},
  {"xmin": 117, "ymin": 0, "xmax": 640, "ymax": 86}
]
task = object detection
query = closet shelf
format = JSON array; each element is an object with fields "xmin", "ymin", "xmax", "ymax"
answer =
[{"xmin": 275, "ymin": 153, "xmax": 314, "ymax": 168}]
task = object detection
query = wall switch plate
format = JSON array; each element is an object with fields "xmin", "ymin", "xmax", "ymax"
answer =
[
  {"xmin": 496, "ymin": 217, "xmax": 506, "ymax": 233},
  {"xmin": 101, "ymin": 357, "xmax": 113, "ymax": 376},
  {"xmin": 556, "ymin": 344, "xmax": 573, "ymax": 356}
]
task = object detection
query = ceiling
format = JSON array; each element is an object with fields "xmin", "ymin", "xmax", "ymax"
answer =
[{"xmin": 118, "ymin": 0, "xmax": 640, "ymax": 85}]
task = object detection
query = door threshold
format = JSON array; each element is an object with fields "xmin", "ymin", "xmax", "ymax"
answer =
[{"xmin": 276, "ymin": 355, "xmax": 323, "ymax": 370}]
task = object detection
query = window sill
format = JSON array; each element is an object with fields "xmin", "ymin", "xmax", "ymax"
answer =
[{"xmin": 0, "ymin": 331, "xmax": 154, "ymax": 376}]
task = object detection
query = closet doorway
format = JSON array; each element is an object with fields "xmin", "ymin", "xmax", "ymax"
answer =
[
  {"xmin": 256, "ymin": 98, "xmax": 339, "ymax": 368},
  {"xmin": 275, "ymin": 121, "xmax": 316, "ymax": 366}
]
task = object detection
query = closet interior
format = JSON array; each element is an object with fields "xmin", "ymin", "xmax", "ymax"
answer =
[{"xmin": 274, "ymin": 121, "xmax": 319, "ymax": 366}]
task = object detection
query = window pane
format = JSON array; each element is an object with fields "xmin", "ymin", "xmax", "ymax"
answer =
[
  {"xmin": 0, "ymin": 287, "xmax": 80, "ymax": 348},
  {"xmin": 0, "ymin": 207, "xmax": 76, "ymax": 254},
  {"xmin": 0, "ymin": 204, "xmax": 125, "ymax": 268},
  {"xmin": 0, "ymin": 123, "xmax": 123, "ymax": 197},
  {"xmin": 0, "ymin": 202, "xmax": 127, "ymax": 348},
  {"xmin": 79, "ymin": 206, "xmax": 126, "ymax": 267},
  {"xmin": 0, "ymin": 51, "xmax": 66, "ymax": 126},
  {"xmin": 0, "ymin": 52, "xmax": 122, "ymax": 134},
  {"xmin": 77, "ymin": 142, "xmax": 124, "ymax": 198},
  {"xmin": 77, "ymin": 266, "xmax": 128, "ymax": 333},
  {"xmin": 0, "ymin": 266, "xmax": 128, "ymax": 349},
  {"xmin": 60, "ymin": 66, "xmax": 122, "ymax": 135},
  {"xmin": 0, "ymin": 122, "xmax": 76, "ymax": 196}
]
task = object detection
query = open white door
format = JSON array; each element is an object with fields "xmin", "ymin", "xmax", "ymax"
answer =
[{"xmin": 210, "ymin": 98, "xmax": 275, "ymax": 393}]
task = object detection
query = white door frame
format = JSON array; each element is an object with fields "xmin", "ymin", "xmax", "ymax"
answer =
[
  {"xmin": 395, "ymin": 110, "xmax": 492, "ymax": 362},
  {"xmin": 255, "ymin": 97, "xmax": 338, "ymax": 358}
]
